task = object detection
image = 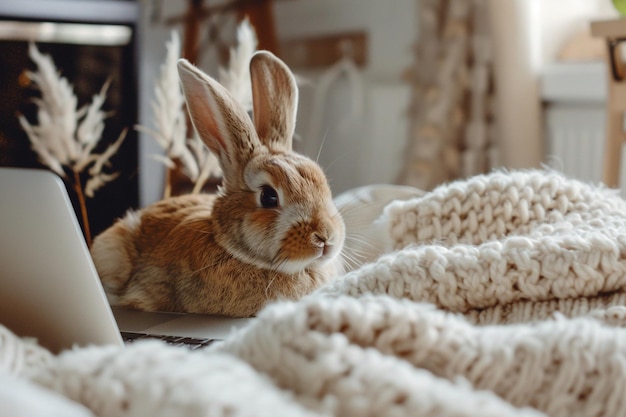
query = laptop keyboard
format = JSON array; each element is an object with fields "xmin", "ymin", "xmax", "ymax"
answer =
[{"xmin": 121, "ymin": 331, "xmax": 218, "ymax": 350}]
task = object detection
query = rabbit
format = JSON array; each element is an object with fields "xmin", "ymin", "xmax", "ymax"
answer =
[{"xmin": 90, "ymin": 51, "xmax": 346, "ymax": 318}]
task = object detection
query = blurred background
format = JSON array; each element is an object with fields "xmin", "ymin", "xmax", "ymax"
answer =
[{"xmin": 0, "ymin": 0, "xmax": 622, "ymax": 236}]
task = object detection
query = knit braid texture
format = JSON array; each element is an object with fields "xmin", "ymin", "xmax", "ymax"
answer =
[
  {"xmin": 3, "ymin": 169, "xmax": 626, "ymax": 417},
  {"xmin": 319, "ymin": 170, "xmax": 626, "ymax": 323}
]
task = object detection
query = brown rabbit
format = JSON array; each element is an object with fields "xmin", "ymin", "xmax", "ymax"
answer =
[{"xmin": 90, "ymin": 52, "xmax": 346, "ymax": 318}]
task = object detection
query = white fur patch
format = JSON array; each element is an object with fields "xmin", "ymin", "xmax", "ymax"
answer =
[{"xmin": 121, "ymin": 210, "xmax": 142, "ymax": 230}]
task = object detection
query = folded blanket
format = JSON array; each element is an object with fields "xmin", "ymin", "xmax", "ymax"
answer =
[
  {"xmin": 3, "ymin": 169, "xmax": 626, "ymax": 417},
  {"xmin": 320, "ymin": 170, "xmax": 626, "ymax": 324}
]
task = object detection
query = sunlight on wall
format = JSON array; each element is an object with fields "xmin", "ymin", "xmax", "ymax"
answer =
[{"xmin": 532, "ymin": 0, "xmax": 616, "ymax": 67}]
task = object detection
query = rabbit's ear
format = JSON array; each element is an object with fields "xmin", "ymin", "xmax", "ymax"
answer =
[
  {"xmin": 178, "ymin": 59, "xmax": 260, "ymax": 183},
  {"xmin": 250, "ymin": 51, "xmax": 298, "ymax": 152}
]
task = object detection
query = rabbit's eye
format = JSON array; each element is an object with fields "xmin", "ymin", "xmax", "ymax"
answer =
[{"xmin": 259, "ymin": 185, "xmax": 279, "ymax": 208}]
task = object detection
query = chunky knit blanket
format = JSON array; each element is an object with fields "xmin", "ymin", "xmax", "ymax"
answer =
[{"xmin": 3, "ymin": 170, "xmax": 626, "ymax": 417}]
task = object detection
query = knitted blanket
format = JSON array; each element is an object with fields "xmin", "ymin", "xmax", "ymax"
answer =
[{"xmin": 3, "ymin": 170, "xmax": 626, "ymax": 417}]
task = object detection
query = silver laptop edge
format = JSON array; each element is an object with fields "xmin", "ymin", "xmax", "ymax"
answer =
[{"xmin": 0, "ymin": 167, "xmax": 250, "ymax": 353}]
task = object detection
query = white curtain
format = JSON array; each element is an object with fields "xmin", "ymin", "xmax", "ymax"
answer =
[{"xmin": 399, "ymin": 0, "xmax": 543, "ymax": 190}]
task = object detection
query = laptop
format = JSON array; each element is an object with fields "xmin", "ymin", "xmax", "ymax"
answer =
[{"xmin": 0, "ymin": 167, "xmax": 252, "ymax": 354}]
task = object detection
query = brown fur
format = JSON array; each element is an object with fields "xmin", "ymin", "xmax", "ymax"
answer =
[
  {"xmin": 90, "ymin": 52, "xmax": 345, "ymax": 317},
  {"xmin": 91, "ymin": 194, "xmax": 335, "ymax": 317}
]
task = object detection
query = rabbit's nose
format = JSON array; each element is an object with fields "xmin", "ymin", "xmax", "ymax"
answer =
[
  {"xmin": 313, "ymin": 233, "xmax": 336, "ymax": 256},
  {"xmin": 312, "ymin": 232, "xmax": 327, "ymax": 247},
  {"xmin": 322, "ymin": 242, "xmax": 335, "ymax": 257}
]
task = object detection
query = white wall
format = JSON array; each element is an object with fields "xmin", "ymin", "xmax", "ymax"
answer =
[
  {"xmin": 274, "ymin": 0, "xmax": 416, "ymax": 80},
  {"xmin": 532, "ymin": 0, "xmax": 616, "ymax": 67},
  {"xmin": 274, "ymin": 0, "xmax": 418, "ymax": 194}
]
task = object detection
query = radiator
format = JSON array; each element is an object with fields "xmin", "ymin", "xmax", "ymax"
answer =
[{"xmin": 544, "ymin": 104, "xmax": 626, "ymax": 194}]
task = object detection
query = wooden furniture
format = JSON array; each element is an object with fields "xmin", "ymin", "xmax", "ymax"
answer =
[{"xmin": 591, "ymin": 18, "xmax": 626, "ymax": 188}]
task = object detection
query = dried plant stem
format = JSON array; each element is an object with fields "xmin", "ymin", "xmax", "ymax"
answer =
[
  {"xmin": 191, "ymin": 177, "xmax": 205, "ymax": 194},
  {"xmin": 163, "ymin": 168, "xmax": 173, "ymax": 199},
  {"xmin": 72, "ymin": 169, "xmax": 92, "ymax": 247}
]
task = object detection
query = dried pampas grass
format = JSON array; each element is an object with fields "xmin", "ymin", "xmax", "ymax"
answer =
[
  {"xmin": 139, "ymin": 18, "xmax": 258, "ymax": 198},
  {"xmin": 18, "ymin": 43, "xmax": 127, "ymax": 246},
  {"xmin": 219, "ymin": 18, "xmax": 257, "ymax": 114}
]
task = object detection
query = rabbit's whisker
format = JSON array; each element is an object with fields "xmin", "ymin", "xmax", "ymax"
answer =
[
  {"xmin": 330, "ymin": 210, "xmax": 345, "ymax": 223},
  {"xmin": 344, "ymin": 233, "xmax": 379, "ymax": 253},
  {"xmin": 315, "ymin": 129, "xmax": 330, "ymax": 164},
  {"xmin": 264, "ymin": 274, "xmax": 278, "ymax": 296},
  {"xmin": 324, "ymin": 151, "xmax": 351, "ymax": 174},
  {"xmin": 190, "ymin": 258, "xmax": 225, "ymax": 274},
  {"xmin": 336, "ymin": 198, "xmax": 391, "ymax": 220},
  {"xmin": 342, "ymin": 247, "xmax": 368, "ymax": 263},
  {"xmin": 182, "ymin": 226, "xmax": 212, "ymax": 235},
  {"xmin": 270, "ymin": 251, "xmax": 288, "ymax": 274},
  {"xmin": 340, "ymin": 251, "xmax": 362, "ymax": 271},
  {"xmin": 337, "ymin": 204, "xmax": 366, "ymax": 219},
  {"xmin": 341, "ymin": 246, "xmax": 367, "ymax": 263}
]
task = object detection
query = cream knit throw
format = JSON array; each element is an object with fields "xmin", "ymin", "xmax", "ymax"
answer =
[
  {"xmin": 3, "ymin": 169, "xmax": 626, "ymax": 417},
  {"xmin": 320, "ymin": 169, "xmax": 626, "ymax": 324}
]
